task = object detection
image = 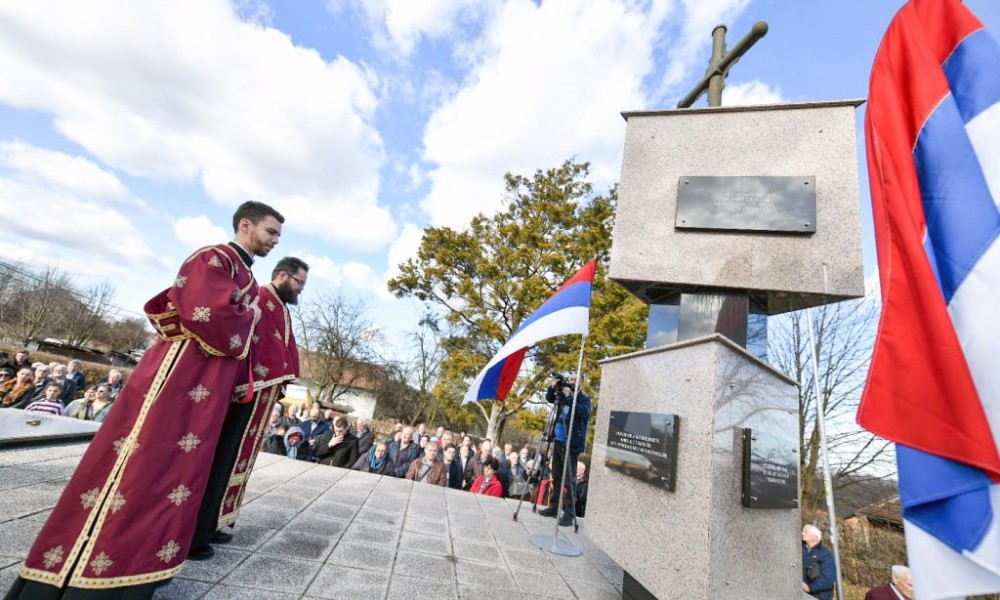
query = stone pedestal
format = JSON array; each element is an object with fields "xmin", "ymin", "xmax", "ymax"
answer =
[
  {"xmin": 610, "ymin": 100, "xmax": 865, "ymax": 314},
  {"xmin": 586, "ymin": 335, "xmax": 801, "ymax": 600}
]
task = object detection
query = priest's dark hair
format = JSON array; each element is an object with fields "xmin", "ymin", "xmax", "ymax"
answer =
[
  {"xmin": 272, "ymin": 256, "xmax": 309, "ymax": 280},
  {"xmin": 232, "ymin": 201, "xmax": 285, "ymax": 232}
]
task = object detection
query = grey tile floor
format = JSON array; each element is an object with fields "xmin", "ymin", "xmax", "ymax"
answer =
[{"xmin": 0, "ymin": 443, "xmax": 623, "ymax": 599}]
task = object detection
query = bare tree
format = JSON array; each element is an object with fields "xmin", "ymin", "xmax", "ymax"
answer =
[
  {"xmin": 769, "ymin": 292, "xmax": 893, "ymax": 512},
  {"xmin": 0, "ymin": 265, "xmax": 71, "ymax": 345},
  {"xmin": 60, "ymin": 282, "xmax": 116, "ymax": 346},
  {"xmin": 98, "ymin": 317, "xmax": 153, "ymax": 353},
  {"xmin": 373, "ymin": 314, "xmax": 447, "ymax": 425},
  {"xmin": 295, "ymin": 291, "xmax": 384, "ymax": 408}
]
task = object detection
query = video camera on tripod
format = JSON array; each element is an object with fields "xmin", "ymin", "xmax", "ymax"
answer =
[{"xmin": 549, "ymin": 371, "xmax": 572, "ymax": 404}]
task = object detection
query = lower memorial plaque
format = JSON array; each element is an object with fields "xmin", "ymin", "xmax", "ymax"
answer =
[
  {"xmin": 606, "ymin": 411, "xmax": 679, "ymax": 491},
  {"xmin": 741, "ymin": 428, "xmax": 798, "ymax": 509}
]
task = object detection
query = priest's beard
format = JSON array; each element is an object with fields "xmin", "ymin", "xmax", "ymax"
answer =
[{"xmin": 274, "ymin": 280, "xmax": 299, "ymax": 305}]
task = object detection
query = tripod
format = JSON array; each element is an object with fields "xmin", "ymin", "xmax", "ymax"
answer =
[
  {"xmin": 513, "ymin": 386, "xmax": 582, "ymax": 536},
  {"xmin": 512, "ymin": 395, "xmax": 560, "ymax": 522}
]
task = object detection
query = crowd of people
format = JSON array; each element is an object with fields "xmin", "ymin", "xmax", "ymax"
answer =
[
  {"xmin": 261, "ymin": 403, "xmax": 589, "ymax": 518},
  {"xmin": 0, "ymin": 349, "xmax": 124, "ymax": 422}
]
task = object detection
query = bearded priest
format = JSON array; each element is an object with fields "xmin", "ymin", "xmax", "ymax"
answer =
[{"xmin": 188, "ymin": 256, "xmax": 307, "ymax": 559}]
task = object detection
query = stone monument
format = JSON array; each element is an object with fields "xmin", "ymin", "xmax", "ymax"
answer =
[{"xmin": 584, "ymin": 23, "xmax": 865, "ymax": 600}]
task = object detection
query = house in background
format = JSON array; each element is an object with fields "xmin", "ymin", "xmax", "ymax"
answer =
[{"xmin": 290, "ymin": 353, "xmax": 385, "ymax": 422}]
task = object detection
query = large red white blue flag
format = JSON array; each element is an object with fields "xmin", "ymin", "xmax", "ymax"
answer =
[
  {"xmin": 462, "ymin": 260, "xmax": 596, "ymax": 405},
  {"xmin": 860, "ymin": 1, "xmax": 1000, "ymax": 598}
]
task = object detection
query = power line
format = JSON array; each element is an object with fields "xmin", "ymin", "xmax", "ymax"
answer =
[{"xmin": 0, "ymin": 260, "xmax": 146, "ymax": 321}]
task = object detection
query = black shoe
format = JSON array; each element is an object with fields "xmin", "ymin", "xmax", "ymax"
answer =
[
  {"xmin": 186, "ymin": 546, "xmax": 215, "ymax": 561},
  {"xmin": 211, "ymin": 530, "xmax": 233, "ymax": 544},
  {"xmin": 537, "ymin": 506, "xmax": 557, "ymax": 518},
  {"xmin": 558, "ymin": 514, "xmax": 575, "ymax": 527}
]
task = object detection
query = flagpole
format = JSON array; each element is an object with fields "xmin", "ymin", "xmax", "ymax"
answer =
[
  {"xmin": 531, "ymin": 334, "xmax": 588, "ymax": 557},
  {"xmin": 805, "ymin": 307, "xmax": 845, "ymax": 600},
  {"xmin": 550, "ymin": 335, "xmax": 587, "ymax": 539}
]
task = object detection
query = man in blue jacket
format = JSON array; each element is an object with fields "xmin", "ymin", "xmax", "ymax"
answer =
[
  {"xmin": 802, "ymin": 524, "xmax": 836, "ymax": 600},
  {"xmin": 300, "ymin": 404, "xmax": 331, "ymax": 461},
  {"xmin": 540, "ymin": 373, "xmax": 591, "ymax": 527}
]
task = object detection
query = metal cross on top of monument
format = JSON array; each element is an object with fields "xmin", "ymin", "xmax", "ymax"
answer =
[{"xmin": 678, "ymin": 21, "xmax": 769, "ymax": 109}]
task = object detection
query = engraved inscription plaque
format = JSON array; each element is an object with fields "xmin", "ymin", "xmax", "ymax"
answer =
[
  {"xmin": 676, "ymin": 176, "xmax": 816, "ymax": 233},
  {"xmin": 741, "ymin": 428, "xmax": 799, "ymax": 509},
  {"xmin": 606, "ymin": 411, "xmax": 679, "ymax": 492}
]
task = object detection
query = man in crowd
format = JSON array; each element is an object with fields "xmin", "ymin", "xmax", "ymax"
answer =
[
  {"xmin": 865, "ymin": 565, "xmax": 912, "ymax": 600},
  {"xmin": 540, "ymin": 373, "xmax": 591, "ymax": 527},
  {"xmin": 66, "ymin": 359, "xmax": 86, "ymax": 390},
  {"xmin": 389, "ymin": 425, "xmax": 421, "ymax": 477},
  {"xmin": 503, "ymin": 443, "xmax": 514, "ymax": 466},
  {"xmin": 0, "ymin": 367, "xmax": 36, "ymax": 408},
  {"xmin": 13, "ymin": 350, "xmax": 31, "ymax": 373},
  {"xmin": 48, "ymin": 364, "xmax": 78, "ymax": 405},
  {"xmin": 443, "ymin": 444, "xmax": 463, "ymax": 489},
  {"xmin": 405, "ymin": 439, "xmax": 446, "ymax": 486},
  {"xmin": 464, "ymin": 439, "xmax": 492, "ymax": 489},
  {"xmin": 801, "ymin": 524, "xmax": 836, "ymax": 600},
  {"xmin": 315, "ymin": 416, "xmax": 360, "ymax": 468},
  {"xmin": 7, "ymin": 201, "xmax": 283, "ymax": 599},
  {"xmin": 99, "ymin": 369, "xmax": 125, "ymax": 399},
  {"xmin": 29, "ymin": 364, "xmax": 49, "ymax": 400},
  {"xmin": 300, "ymin": 404, "xmax": 331, "ymax": 462},
  {"xmin": 356, "ymin": 419, "xmax": 374, "ymax": 455},
  {"xmin": 439, "ymin": 430, "xmax": 454, "ymax": 449},
  {"xmin": 188, "ymin": 256, "xmax": 307, "ymax": 561},
  {"xmin": 24, "ymin": 383, "xmax": 64, "ymax": 416}
]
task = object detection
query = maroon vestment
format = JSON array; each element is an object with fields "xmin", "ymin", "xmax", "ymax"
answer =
[
  {"xmin": 214, "ymin": 283, "xmax": 299, "ymax": 530},
  {"xmin": 13, "ymin": 244, "xmax": 259, "ymax": 595}
]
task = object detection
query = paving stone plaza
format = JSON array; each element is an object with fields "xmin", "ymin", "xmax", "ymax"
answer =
[{"xmin": 0, "ymin": 443, "xmax": 625, "ymax": 600}]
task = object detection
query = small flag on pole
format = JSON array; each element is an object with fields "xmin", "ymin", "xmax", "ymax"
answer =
[
  {"xmin": 462, "ymin": 260, "xmax": 596, "ymax": 405},
  {"xmin": 860, "ymin": 1, "xmax": 1000, "ymax": 598}
]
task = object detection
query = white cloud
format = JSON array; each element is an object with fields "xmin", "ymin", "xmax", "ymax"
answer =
[
  {"xmin": 289, "ymin": 250, "xmax": 391, "ymax": 300},
  {"xmin": 419, "ymin": 0, "xmax": 677, "ymax": 228},
  {"xmin": 0, "ymin": 141, "xmax": 165, "ymax": 269},
  {"xmin": 342, "ymin": 261, "xmax": 391, "ymax": 299},
  {"xmin": 386, "ymin": 222, "xmax": 424, "ymax": 282},
  {"xmin": 0, "ymin": 141, "xmax": 136, "ymax": 206},
  {"xmin": 658, "ymin": 0, "xmax": 754, "ymax": 94},
  {"xmin": 0, "ymin": 0, "xmax": 395, "ymax": 251},
  {"xmin": 173, "ymin": 215, "xmax": 228, "ymax": 250},
  {"xmin": 293, "ymin": 252, "xmax": 344, "ymax": 287},
  {"xmin": 722, "ymin": 80, "xmax": 784, "ymax": 106},
  {"xmin": 340, "ymin": 0, "xmax": 486, "ymax": 56}
]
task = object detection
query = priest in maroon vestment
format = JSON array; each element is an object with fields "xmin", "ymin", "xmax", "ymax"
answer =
[
  {"xmin": 189, "ymin": 256, "xmax": 307, "ymax": 557},
  {"xmin": 5, "ymin": 201, "xmax": 284, "ymax": 600}
]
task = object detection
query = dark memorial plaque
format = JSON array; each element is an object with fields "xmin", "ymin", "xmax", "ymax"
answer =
[
  {"xmin": 741, "ymin": 428, "xmax": 798, "ymax": 509},
  {"xmin": 676, "ymin": 176, "xmax": 816, "ymax": 233},
  {"xmin": 606, "ymin": 411, "xmax": 679, "ymax": 491}
]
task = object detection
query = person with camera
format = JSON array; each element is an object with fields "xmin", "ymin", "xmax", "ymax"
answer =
[
  {"xmin": 801, "ymin": 524, "xmax": 836, "ymax": 599},
  {"xmin": 539, "ymin": 372, "xmax": 591, "ymax": 527}
]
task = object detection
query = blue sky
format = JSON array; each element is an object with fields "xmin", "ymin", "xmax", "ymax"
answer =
[{"xmin": 1, "ymin": 0, "xmax": 998, "ymax": 354}]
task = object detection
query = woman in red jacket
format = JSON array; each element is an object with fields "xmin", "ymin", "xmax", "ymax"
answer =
[{"xmin": 471, "ymin": 456, "xmax": 503, "ymax": 497}]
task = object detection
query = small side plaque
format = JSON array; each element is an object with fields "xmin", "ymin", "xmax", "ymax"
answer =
[
  {"xmin": 742, "ymin": 428, "xmax": 799, "ymax": 509},
  {"xmin": 605, "ymin": 411, "xmax": 679, "ymax": 491},
  {"xmin": 676, "ymin": 176, "xmax": 816, "ymax": 233}
]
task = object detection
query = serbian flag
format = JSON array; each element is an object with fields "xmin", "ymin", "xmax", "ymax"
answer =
[
  {"xmin": 462, "ymin": 260, "xmax": 596, "ymax": 405},
  {"xmin": 860, "ymin": 1, "xmax": 1000, "ymax": 598}
]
